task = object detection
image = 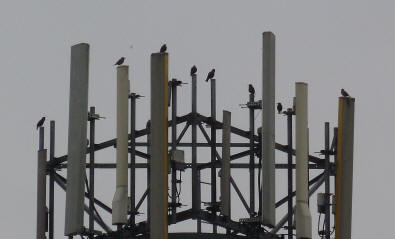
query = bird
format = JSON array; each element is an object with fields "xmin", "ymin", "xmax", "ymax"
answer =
[
  {"xmin": 277, "ymin": 103, "xmax": 283, "ymax": 114},
  {"xmin": 36, "ymin": 117, "xmax": 45, "ymax": 130},
  {"xmin": 114, "ymin": 57, "xmax": 125, "ymax": 66},
  {"xmin": 205, "ymin": 69, "xmax": 215, "ymax": 82},
  {"xmin": 341, "ymin": 88, "xmax": 350, "ymax": 97},
  {"xmin": 248, "ymin": 84, "xmax": 255, "ymax": 94},
  {"xmin": 190, "ymin": 65, "xmax": 197, "ymax": 76},
  {"xmin": 160, "ymin": 44, "xmax": 167, "ymax": 53}
]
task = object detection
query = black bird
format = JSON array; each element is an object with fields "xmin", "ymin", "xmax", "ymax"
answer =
[
  {"xmin": 205, "ymin": 69, "xmax": 215, "ymax": 82},
  {"xmin": 160, "ymin": 44, "xmax": 167, "ymax": 53},
  {"xmin": 248, "ymin": 84, "xmax": 255, "ymax": 94},
  {"xmin": 190, "ymin": 65, "xmax": 197, "ymax": 76},
  {"xmin": 277, "ymin": 103, "xmax": 283, "ymax": 114},
  {"xmin": 114, "ymin": 57, "xmax": 125, "ymax": 66},
  {"xmin": 341, "ymin": 88, "xmax": 350, "ymax": 97},
  {"xmin": 36, "ymin": 117, "xmax": 45, "ymax": 130}
]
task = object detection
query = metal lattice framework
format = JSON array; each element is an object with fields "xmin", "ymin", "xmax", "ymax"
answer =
[{"xmin": 38, "ymin": 76, "xmax": 338, "ymax": 239}]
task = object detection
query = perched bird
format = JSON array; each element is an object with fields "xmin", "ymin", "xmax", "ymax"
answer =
[
  {"xmin": 205, "ymin": 69, "xmax": 215, "ymax": 82},
  {"xmin": 160, "ymin": 44, "xmax": 167, "ymax": 53},
  {"xmin": 277, "ymin": 103, "xmax": 283, "ymax": 114},
  {"xmin": 36, "ymin": 117, "xmax": 45, "ymax": 130},
  {"xmin": 114, "ymin": 57, "xmax": 125, "ymax": 66},
  {"xmin": 248, "ymin": 84, "xmax": 255, "ymax": 94},
  {"xmin": 190, "ymin": 65, "xmax": 197, "ymax": 76},
  {"xmin": 341, "ymin": 88, "xmax": 350, "ymax": 97}
]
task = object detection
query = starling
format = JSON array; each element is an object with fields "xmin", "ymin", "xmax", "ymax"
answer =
[
  {"xmin": 190, "ymin": 65, "xmax": 197, "ymax": 76},
  {"xmin": 341, "ymin": 88, "xmax": 350, "ymax": 97},
  {"xmin": 277, "ymin": 103, "xmax": 283, "ymax": 114},
  {"xmin": 160, "ymin": 44, "xmax": 167, "ymax": 53},
  {"xmin": 36, "ymin": 117, "xmax": 45, "ymax": 130},
  {"xmin": 248, "ymin": 84, "xmax": 255, "ymax": 94},
  {"xmin": 114, "ymin": 57, "xmax": 125, "ymax": 66},
  {"xmin": 205, "ymin": 69, "xmax": 215, "ymax": 82}
]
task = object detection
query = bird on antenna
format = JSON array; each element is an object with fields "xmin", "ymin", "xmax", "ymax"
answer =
[
  {"xmin": 36, "ymin": 117, "xmax": 46, "ymax": 130},
  {"xmin": 190, "ymin": 65, "xmax": 197, "ymax": 76},
  {"xmin": 205, "ymin": 69, "xmax": 215, "ymax": 82},
  {"xmin": 160, "ymin": 44, "xmax": 167, "ymax": 53},
  {"xmin": 114, "ymin": 57, "xmax": 125, "ymax": 66},
  {"xmin": 341, "ymin": 88, "xmax": 350, "ymax": 97},
  {"xmin": 248, "ymin": 84, "xmax": 255, "ymax": 94},
  {"xmin": 277, "ymin": 103, "xmax": 283, "ymax": 114}
]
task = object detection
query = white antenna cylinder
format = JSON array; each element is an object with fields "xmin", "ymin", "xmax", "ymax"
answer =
[
  {"xmin": 65, "ymin": 43, "xmax": 89, "ymax": 236},
  {"xmin": 261, "ymin": 31, "xmax": 276, "ymax": 226},
  {"xmin": 112, "ymin": 65, "xmax": 130, "ymax": 224},
  {"xmin": 335, "ymin": 97, "xmax": 355, "ymax": 239},
  {"xmin": 295, "ymin": 82, "xmax": 312, "ymax": 239},
  {"xmin": 150, "ymin": 52, "xmax": 168, "ymax": 239}
]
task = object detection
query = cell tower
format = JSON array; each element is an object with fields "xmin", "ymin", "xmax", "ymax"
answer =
[{"xmin": 36, "ymin": 32, "xmax": 355, "ymax": 239}]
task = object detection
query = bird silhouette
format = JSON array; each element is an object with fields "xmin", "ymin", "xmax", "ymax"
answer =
[
  {"xmin": 160, "ymin": 44, "xmax": 167, "ymax": 53},
  {"xmin": 248, "ymin": 84, "xmax": 255, "ymax": 94},
  {"xmin": 114, "ymin": 57, "xmax": 125, "ymax": 66},
  {"xmin": 341, "ymin": 88, "xmax": 350, "ymax": 97},
  {"xmin": 36, "ymin": 117, "xmax": 45, "ymax": 130},
  {"xmin": 277, "ymin": 103, "xmax": 283, "ymax": 114},
  {"xmin": 190, "ymin": 65, "xmax": 197, "ymax": 76},
  {"xmin": 205, "ymin": 69, "xmax": 215, "ymax": 82}
]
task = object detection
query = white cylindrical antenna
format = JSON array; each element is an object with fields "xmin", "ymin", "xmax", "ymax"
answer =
[
  {"xmin": 335, "ymin": 97, "xmax": 355, "ymax": 239},
  {"xmin": 295, "ymin": 82, "xmax": 312, "ymax": 239},
  {"xmin": 150, "ymin": 52, "xmax": 169, "ymax": 239},
  {"xmin": 65, "ymin": 43, "xmax": 89, "ymax": 236},
  {"xmin": 112, "ymin": 65, "xmax": 130, "ymax": 225},
  {"xmin": 261, "ymin": 31, "xmax": 276, "ymax": 226}
]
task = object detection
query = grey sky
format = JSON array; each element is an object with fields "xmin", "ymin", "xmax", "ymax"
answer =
[{"xmin": 1, "ymin": 0, "xmax": 394, "ymax": 238}]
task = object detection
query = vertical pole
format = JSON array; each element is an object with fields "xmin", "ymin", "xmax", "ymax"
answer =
[
  {"xmin": 146, "ymin": 121, "xmax": 151, "ymax": 227},
  {"xmin": 262, "ymin": 31, "xmax": 276, "ymax": 226},
  {"xmin": 249, "ymin": 92, "xmax": 255, "ymax": 217},
  {"xmin": 150, "ymin": 53, "xmax": 168, "ymax": 239},
  {"xmin": 324, "ymin": 123, "xmax": 330, "ymax": 239},
  {"xmin": 37, "ymin": 127, "xmax": 47, "ymax": 239},
  {"xmin": 171, "ymin": 79, "xmax": 177, "ymax": 223},
  {"xmin": 210, "ymin": 78, "xmax": 217, "ymax": 233},
  {"xmin": 335, "ymin": 97, "xmax": 355, "ymax": 239},
  {"xmin": 112, "ymin": 65, "xmax": 130, "ymax": 225},
  {"xmin": 295, "ymin": 82, "xmax": 312, "ymax": 239},
  {"xmin": 130, "ymin": 95, "xmax": 136, "ymax": 226},
  {"xmin": 89, "ymin": 107, "xmax": 95, "ymax": 236},
  {"xmin": 287, "ymin": 111, "xmax": 293, "ymax": 239},
  {"xmin": 191, "ymin": 73, "xmax": 200, "ymax": 231},
  {"xmin": 257, "ymin": 128, "xmax": 262, "ymax": 217},
  {"xmin": 65, "ymin": 43, "xmax": 89, "ymax": 236},
  {"xmin": 49, "ymin": 121, "xmax": 55, "ymax": 239}
]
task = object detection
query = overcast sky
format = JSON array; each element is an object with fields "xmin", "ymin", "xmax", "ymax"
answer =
[{"xmin": 1, "ymin": 1, "xmax": 394, "ymax": 238}]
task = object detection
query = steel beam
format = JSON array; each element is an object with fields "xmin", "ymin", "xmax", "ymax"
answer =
[
  {"xmin": 89, "ymin": 107, "xmax": 96, "ymax": 236},
  {"xmin": 37, "ymin": 127, "xmax": 47, "ymax": 239},
  {"xmin": 129, "ymin": 95, "xmax": 137, "ymax": 226},
  {"xmin": 210, "ymin": 78, "xmax": 217, "ymax": 233}
]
